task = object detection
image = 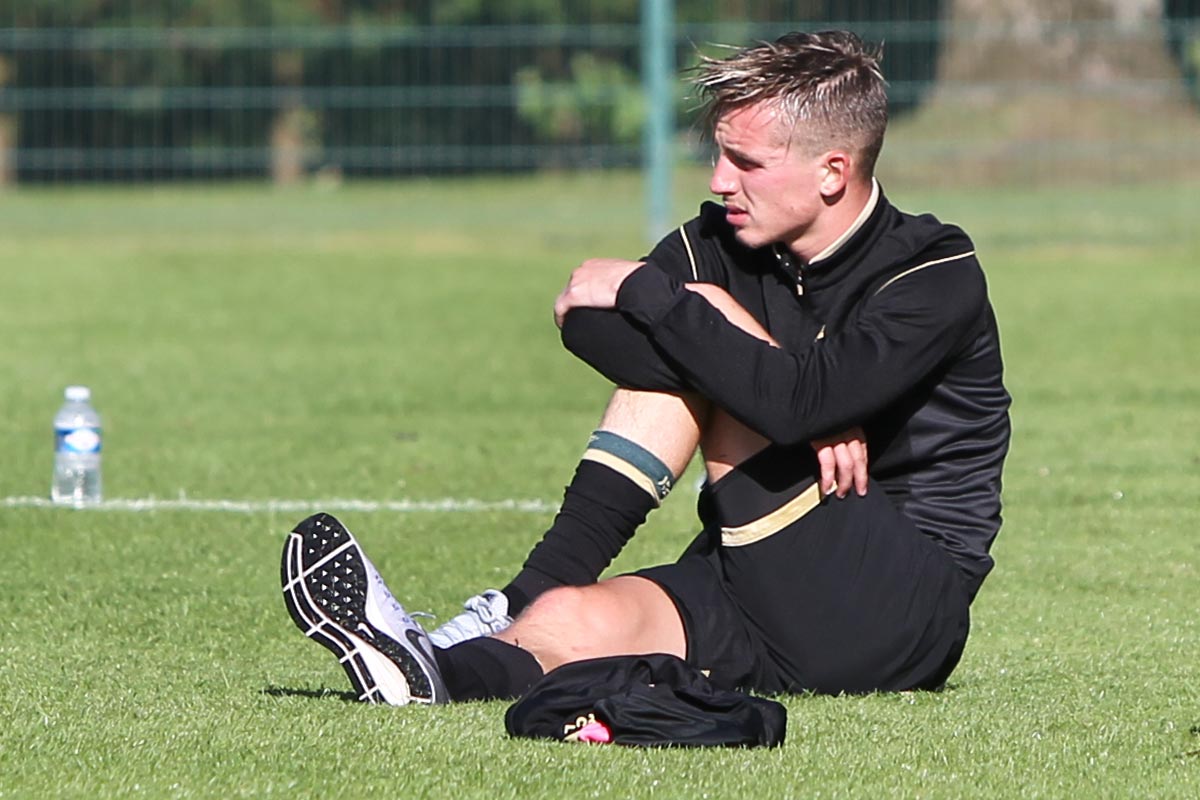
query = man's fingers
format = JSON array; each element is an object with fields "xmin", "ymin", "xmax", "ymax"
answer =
[
  {"xmin": 554, "ymin": 277, "xmax": 588, "ymax": 328},
  {"xmin": 833, "ymin": 442, "xmax": 853, "ymax": 499},
  {"xmin": 849, "ymin": 438, "xmax": 868, "ymax": 496},
  {"xmin": 811, "ymin": 425, "xmax": 868, "ymax": 500},
  {"xmin": 554, "ymin": 258, "xmax": 644, "ymax": 328},
  {"xmin": 553, "ymin": 290, "xmax": 570, "ymax": 328},
  {"xmin": 816, "ymin": 446, "xmax": 836, "ymax": 497},
  {"xmin": 553, "ymin": 290, "xmax": 568, "ymax": 328}
]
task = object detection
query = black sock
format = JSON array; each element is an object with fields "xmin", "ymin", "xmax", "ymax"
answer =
[
  {"xmin": 434, "ymin": 637, "xmax": 543, "ymax": 701},
  {"xmin": 502, "ymin": 459, "xmax": 658, "ymax": 615}
]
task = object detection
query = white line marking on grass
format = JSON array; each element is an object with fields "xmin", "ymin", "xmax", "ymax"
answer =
[{"xmin": 2, "ymin": 495, "xmax": 558, "ymax": 514}]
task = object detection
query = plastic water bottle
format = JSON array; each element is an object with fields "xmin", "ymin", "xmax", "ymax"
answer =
[{"xmin": 51, "ymin": 385, "xmax": 103, "ymax": 507}]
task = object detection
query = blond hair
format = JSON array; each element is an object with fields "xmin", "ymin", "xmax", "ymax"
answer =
[{"xmin": 693, "ymin": 31, "xmax": 889, "ymax": 175}]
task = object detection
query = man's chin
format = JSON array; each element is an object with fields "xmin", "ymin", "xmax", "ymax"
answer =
[{"xmin": 732, "ymin": 227, "xmax": 767, "ymax": 249}]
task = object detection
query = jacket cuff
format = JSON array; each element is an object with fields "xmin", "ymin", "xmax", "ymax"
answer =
[{"xmin": 616, "ymin": 263, "xmax": 684, "ymax": 328}]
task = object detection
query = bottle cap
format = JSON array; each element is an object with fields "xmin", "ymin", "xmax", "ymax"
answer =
[{"xmin": 64, "ymin": 385, "xmax": 91, "ymax": 402}]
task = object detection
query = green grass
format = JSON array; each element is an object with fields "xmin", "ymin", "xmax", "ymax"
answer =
[{"xmin": 1, "ymin": 173, "xmax": 1197, "ymax": 798}]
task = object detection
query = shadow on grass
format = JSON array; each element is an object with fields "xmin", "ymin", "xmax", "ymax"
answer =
[{"xmin": 261, "ymin": 685, "xmax": 358, "ymax": 703}]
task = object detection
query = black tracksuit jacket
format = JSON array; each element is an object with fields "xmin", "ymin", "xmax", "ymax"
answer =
[{"xmin": 561, "ymin": 189, "xmax": 1012, "ymax": 601}]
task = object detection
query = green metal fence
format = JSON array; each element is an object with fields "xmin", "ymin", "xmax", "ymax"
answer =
[{"xmin": 1, "ymin": 2, "xmax": 1199, "ymax": 193}]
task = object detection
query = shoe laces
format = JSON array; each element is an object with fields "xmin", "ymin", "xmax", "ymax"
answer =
[
  {"xmin": 428, "ymin": 590, "xmax": 512, "ymax": 648},
  {"xmin": 463, "ymin": 592, "xmax": 507, "ymax": 626}
]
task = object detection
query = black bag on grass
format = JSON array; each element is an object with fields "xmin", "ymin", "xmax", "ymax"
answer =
[{"xmin": 505, "ymin": 653, "xmax": 786, "ymax": 748}]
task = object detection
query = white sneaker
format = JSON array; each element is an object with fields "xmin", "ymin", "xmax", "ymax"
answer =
[
  {"xmin": 281, "ymin": 513, "xmax": 448, "ymax": 705},
  {"xmin": 428, "ymin": 589, "xmax": 513, "ymax": 649}
]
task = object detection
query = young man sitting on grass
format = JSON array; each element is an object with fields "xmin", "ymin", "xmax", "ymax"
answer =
[{"xmin": 281, "ymin": 29, "xmax": 1011, "ymax": 705}]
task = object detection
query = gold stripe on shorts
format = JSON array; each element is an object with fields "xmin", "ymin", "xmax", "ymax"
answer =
[{"xmin": 720, "ymin": 482, "xmax": 825, "ymax": 547}]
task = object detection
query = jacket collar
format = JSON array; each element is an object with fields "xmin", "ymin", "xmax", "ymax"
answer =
[{"xmin": 808, "ymin": 178, "xmax": 881, "ymax": 267}]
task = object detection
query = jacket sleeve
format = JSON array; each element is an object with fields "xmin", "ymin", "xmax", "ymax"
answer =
[
  {"xmin": 559, "ymin": 308, "xmax": 690, "ymax": 392},
  {"xmin": 615, "ymin": 252, "xmax": 988, "ymax": 444},
  {"xmin": 559, "ymin": 218, "xmax": 713, "ymax": 392}
]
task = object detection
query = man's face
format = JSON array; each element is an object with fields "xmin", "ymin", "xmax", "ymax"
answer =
[{"xmin": 709, "ymin": 103, "xmax": 826, "ymax": 252}]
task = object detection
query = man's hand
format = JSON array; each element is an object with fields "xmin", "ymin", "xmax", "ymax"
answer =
[
  {"xmin": 554, "ymin": 258, "xmax": 645, "ymax": 328},
  {"xmin": 811, "ymin": 426, "xmax": 868, "ymax": 499}
]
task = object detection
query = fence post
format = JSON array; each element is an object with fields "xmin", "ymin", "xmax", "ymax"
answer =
[
  {"xmin": 0, "ymin": 55, "xmax": 14, "ymax": 187},
  {"xmin": 270, "ymin": 50, "xmax": 308, "ymax": 186},
  {"xmin": 641, "ymin": 0, "xmax": 675, "ymax": 243}
]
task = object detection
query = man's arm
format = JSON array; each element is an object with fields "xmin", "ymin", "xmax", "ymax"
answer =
[
  {"xmin": 558, "ymin": 250, "xmax": 987, "ymax": 447},
  {"xmin": 558, "ymin": 262, "xmax": 871, "ymax": 497},
  {"xmin": 559, "ymin": 309, "xmax": 690, "ymax": 393},
  {"xmin": 557, "ymin": 257, "xmax": 691, "ymax": 394},
  {"xmin": 558, "ymin": 206, "xmax": 753, "ymax": 394}
]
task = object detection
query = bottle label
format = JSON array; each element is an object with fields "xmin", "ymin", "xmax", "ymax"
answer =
[{"xmin": 56, "ymin": 427, "xmax": 102, "ymax": 454}]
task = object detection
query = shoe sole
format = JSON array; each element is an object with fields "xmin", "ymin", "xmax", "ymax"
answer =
[{"xmin": 281, "ymin": 513, "xmax": 437, "ymax": 705}]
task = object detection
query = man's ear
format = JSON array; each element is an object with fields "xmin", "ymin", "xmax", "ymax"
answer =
[{"xmin": 819, "ymin": 151, "xmax": 851, "ymax": 197}]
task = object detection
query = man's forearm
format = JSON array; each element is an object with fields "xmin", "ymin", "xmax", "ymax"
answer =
[{"xmin": 560, "ymin": 308, "xmax": 689, "ymax": 393}]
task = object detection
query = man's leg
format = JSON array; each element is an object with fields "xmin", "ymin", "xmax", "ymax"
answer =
[
  {"xmin": 434, "ymin": 397, "xmax": 777, "ymax": 700},
  {"xmin": 433, "ymin": 288, "xmax": 787, "ymax": 698},
  {"xmin": 428, "ymin": 387, "xmax": 706, "ymax": 648},
  {"xmin": 433, "ymin": 573, "xmax": 688, "ymax": 701},
  {"xmin": 283, "ymin": 277, "xmax": 837, "ymax": 703},
  {"xmin": 279, "ymin": 400, "xmax": 768, "ymax": 706},
  {"xmin": 503, "ymin": 400, "xmax": 771, "ymax": 662},
  {"xmin": 466, "ymin": 410, "xmax": 966, "ymax": 699},
  {"xmin": 432, "ymin": 284, "xmax": 789, "ymax": 648},
  {"xmin": 283, "ymin": 289, "xmax": 874, "ymax": 703},
  {"xmin": 494, "ymin": 575, "xmax": 686, "ymax": 672},
  {"xmin": 432, "ymin": 389, "xmax": 709, "ymax": 699},
  {"xmin": 503, "ymin": 388, "xmax": 705, "ymax": 608}
]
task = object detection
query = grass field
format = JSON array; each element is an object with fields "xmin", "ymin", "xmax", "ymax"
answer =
[{"xmin": 1, "ymin": 172, "xmax": 1197, "ymax": 798}]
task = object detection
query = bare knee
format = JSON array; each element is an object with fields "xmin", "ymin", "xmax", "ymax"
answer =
[
  {"xmin": 497, "ymin": 585, "xmax": 609, "ymax": 669},
  {"xmin": 520, "ymin": 585, "xmax": 590, "ymax": 635},
  {"xmin": 495, "ymin": 578, "xmax": 683, "ymax": 672}
]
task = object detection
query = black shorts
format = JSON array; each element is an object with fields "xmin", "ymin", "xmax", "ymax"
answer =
[{"xmin": 633, "ymin": 455, "xmax": 970, "ymax": 695}]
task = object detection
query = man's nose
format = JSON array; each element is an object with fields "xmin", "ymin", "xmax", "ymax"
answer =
[{"xmin": 709, "ymin": 154, "xmax": 736, "ymax": 196}]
